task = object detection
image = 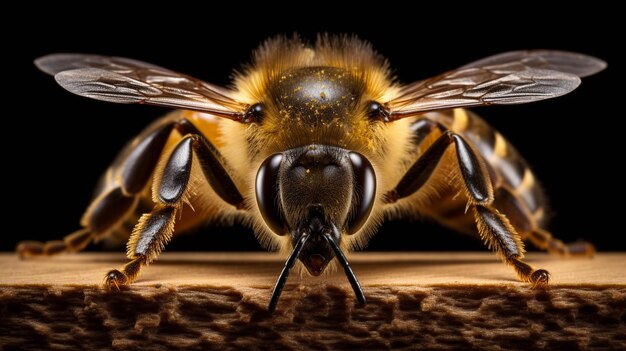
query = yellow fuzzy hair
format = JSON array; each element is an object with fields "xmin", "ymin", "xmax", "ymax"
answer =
[{"xmin": 233, "ymin": 34, "xmax": 397, "ymax": 104}]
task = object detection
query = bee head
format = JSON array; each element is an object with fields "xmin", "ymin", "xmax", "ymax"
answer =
[
  {"xmin": 258, "ymin": 145, "xmax": 372, "ymax": 313},
  {"xmin": 255, "ymin": 145, "xmax": 375, "ymax": 275}
]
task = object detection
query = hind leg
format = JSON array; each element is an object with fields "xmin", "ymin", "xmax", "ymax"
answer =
[
  {"xmin": 17, "ymin": 229, "xmax": 93, "ymax": 257},
  {"xmin": 527, "ymin": 228, "xmax": 595, "ymax": 257},
  {"xmin": 17, "ymin": 186, "xmax": 139, "ymax": 258}
]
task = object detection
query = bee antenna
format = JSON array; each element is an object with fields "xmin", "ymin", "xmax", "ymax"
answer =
[
  {"xmin": 324, "ymin": 225, "xmax": 366, "ymax": 305},
  {"xmin": 268, "ymin": 229, "xmax": 310, "ymax": 314}
]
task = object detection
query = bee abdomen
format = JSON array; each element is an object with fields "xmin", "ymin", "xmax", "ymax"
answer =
[{"xmin": 426, "ymin": 109, "xmax": 548, "ymax": 231}]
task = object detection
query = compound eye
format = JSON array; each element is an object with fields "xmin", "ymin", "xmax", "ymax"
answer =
[
  {"xmin": 256, "ymin": 153, "xmax": 286, "ymax": 235},
  {"xmin": 244, "ymin": 103, "xmax": 265, "ymax": 123},
  {"xmin": 345, "ymin": 152, "xmax": 376, "ymax": 234},
  {"xmin": 365, "ymin": 101, "xmax": 390, "ymax": 122}
]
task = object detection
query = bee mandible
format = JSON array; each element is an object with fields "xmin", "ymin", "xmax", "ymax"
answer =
[{"xmin": 18, "ymin": 35, "xmax": 605, "ymax": 313}]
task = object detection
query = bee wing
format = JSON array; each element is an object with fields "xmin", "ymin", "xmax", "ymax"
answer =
[
  {"xmin": 387, "ymin": 50, "xmax": 606, "ymax": 120},
  {"xmin": 35, "ymin": 54, "xmax": 247, "ymax": 120},
  {"xmin": 458, "ymin": 50, "xmax": 606, "ymax": 78}
]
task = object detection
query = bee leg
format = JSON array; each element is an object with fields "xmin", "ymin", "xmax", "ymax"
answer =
[
  {"xmin": 105, "ymin": 132, "xmax": 244, "ymax": 288},
  {"xmin": 492, "ymin": 187, "xmax": 596, "ymax": 258},
  {"xmin": 385, "ymin": 130, "xmax": 492, "ymax": 204},
  {"xmin": 474, "ymin": 205, "xmax": 549, "ymax": 286},
  {"xmin": 172, "ymin": 120, "xmax": 245, "ymax": 209},
  {"xmin": 386, "ymin": 130, "xmax": 549, "ymax": 286},
  {"xmin": 105, "ymin": 206, "xmax": 176, "ymax": 288},
  {"xmin": 528, "ymin": 228, "xmax": 596, "ymax": 257},
  {"xmin": 16, "ymin": 122, "xmax": 177, "ymax": 258},
  {"xmin": 16, "ymin": 186, "xmax": 139, "ymax": 258},
  {"xmin": 16, "ymin": 118, "xmax": 212, "ymax": 259},
  {"xmin": 16, "ymin": 229, "xmax": 93, "ymax": 258}
]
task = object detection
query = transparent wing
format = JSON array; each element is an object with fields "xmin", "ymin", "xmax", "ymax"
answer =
[
  {"xmin": 35, "ymin": 54, "xmax": 247, "ymax": 120},
  {"xmin": 459, "ymin": 50, "xmax": 606, "ymax": 78},
  {"xmin": 387, "ymin": 50, "xmax": 606, "ymax": 120}
]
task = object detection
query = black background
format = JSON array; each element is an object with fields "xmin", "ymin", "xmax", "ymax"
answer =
[{"xmin": 2, "ymin": 7, "xmax": 623, "ymax": 253}]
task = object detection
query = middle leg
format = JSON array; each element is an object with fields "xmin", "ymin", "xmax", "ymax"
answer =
[{"xmin": 492, "ymin": 186, "xmax": 595, "ymax": 258}]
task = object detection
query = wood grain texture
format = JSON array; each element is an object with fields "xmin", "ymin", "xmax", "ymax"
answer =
[{"xmin": 1, "ymin": 252, "xmax": 625, "ymax": 350}]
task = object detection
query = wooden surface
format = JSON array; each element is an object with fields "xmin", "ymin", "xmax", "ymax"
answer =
[
  {"xmin": 1, "ymin": 252, "xmax": 625, "ymax": 350},
  {"xmin": 1, "ymin": 252, "xmax": 625, "ymax": 286}
]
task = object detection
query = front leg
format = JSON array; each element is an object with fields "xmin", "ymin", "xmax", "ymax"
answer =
[
  {"xmin": 386, "ymin": 127, "xmax": 548, "ymax": 286},
  {"xmin": 385, "ymin": 129, "xmax": 492, "ymax": 205},
  {"xmin": 474, "ymin": 205, "xmax": 549, "ymax": 286},
  {"xmin": 105, "ymin": 132, "xmax": 245, "ymax": 288},
  {"xmin": 104, "ymin": 206, "xmax": 176, "ymax": 287}
]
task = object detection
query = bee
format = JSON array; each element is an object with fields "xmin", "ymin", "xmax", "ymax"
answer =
[{"xmin": 18, "ymin": 35, "xmax": 605, "ymax": 313}]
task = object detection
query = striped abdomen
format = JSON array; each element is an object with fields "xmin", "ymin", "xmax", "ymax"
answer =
[{"xmin": 418, "ymin": 109, "xmax": 548, "ymax": 236}]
